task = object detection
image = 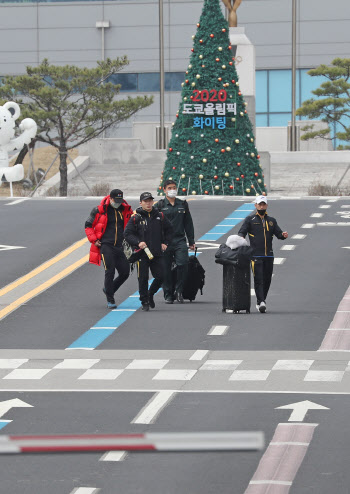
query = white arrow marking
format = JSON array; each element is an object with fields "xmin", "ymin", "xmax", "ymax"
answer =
[
  {"xmin": 0, "ymin": 245, "xmax": 26, "ymax": 252},
  {"xmin": 276, "ymin": 400, "xmax": 329, "ymax": 422},
  {"xmin": 342, "ymin": 247, "xmax": 350, "ymax": 250},
  {"xmin": 0, "ymin": 398, "xmax": 33, "ymax": 419}
]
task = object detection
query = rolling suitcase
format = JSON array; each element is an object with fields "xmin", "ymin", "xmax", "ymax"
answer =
[
  {"xmin": 182, "ymin": 249, "xmax": 205, "ymax": 302},
  {"xmin": 222, "ymin": 263, "xmax": 251, "ymax": 313}
]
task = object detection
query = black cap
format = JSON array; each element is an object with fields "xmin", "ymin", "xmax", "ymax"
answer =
[
  {"xmin": 140, "ymin": 192, "xmax": 154, "ymax": 201},
  {"xmin": 110, "ymin": 189, "xmax": 123, "ymax": 203}
]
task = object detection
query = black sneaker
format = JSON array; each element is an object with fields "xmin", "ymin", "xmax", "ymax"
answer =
[
  {"xmin": 148, "ymin": 293, "xmax": 155, "ymax": 309},
  {"xmin": 142, "ymin": 304, "xmax": 150, "ymax": 312},
  {"xmin": 176, "ymin": 292, "xmax": 184, "ymax": 304},
  {"xmin": 165, "ymin": 298, "xmax": 174, "ymax": 304}
]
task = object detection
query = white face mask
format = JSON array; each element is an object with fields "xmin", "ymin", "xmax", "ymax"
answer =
[{"xmin": 167, "ymin": 189, "xmax": 177, "ymax": 198}]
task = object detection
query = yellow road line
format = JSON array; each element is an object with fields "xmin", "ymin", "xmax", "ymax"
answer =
[
  {"xmin": 0, "ymin": 255, "xmax": 89, "ymax": 321},
  {"xmin": 0, "ymin": 238, "xmax": 88, "ymax": 298}
]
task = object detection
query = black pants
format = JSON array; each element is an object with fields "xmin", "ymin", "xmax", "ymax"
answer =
[
  {"xmin": 251, "ymin": 257, "xmax": 274, "ymax": 304},
  {"xmin": 162, "ymin": 242, "xmax": 189, "ymax": 300},
  {"xmin": 137, "ymin": 255, "xmax": 163, "ymax": 304},
  {"xmin": 101, "ymin": 244, "xmax": 130, "ymax": 303}
]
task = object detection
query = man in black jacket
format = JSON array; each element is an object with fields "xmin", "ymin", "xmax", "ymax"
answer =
[
  {"xmin": 156, "ymin": 180, "xmax": 195, "ymax": 304},
  {"xmin": 238, "ymin": 196, "xmax": 288, "ymax": 313},
  {"xmin": 124, "ymin": 192, "xmax": 173, "ymax": 311}
]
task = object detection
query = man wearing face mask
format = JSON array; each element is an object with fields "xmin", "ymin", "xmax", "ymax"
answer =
[
  {"xmin": 156, "ymin": 180, "xmax": 195, "ymax": 304},
  {"xmin": 238, "ymin": 195, "xmax": 288, "ymax": 313},
  {"xmin": 85, "ymin": 189, "xmax": 132, "ymax": 309}
]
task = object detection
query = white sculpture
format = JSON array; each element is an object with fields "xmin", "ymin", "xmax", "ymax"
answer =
[{"xmin": 0, "ymin": 101, "xmax": 37, "ymax": 188}]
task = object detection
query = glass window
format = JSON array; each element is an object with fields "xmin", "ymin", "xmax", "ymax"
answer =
[
  {"xmin": 300, "ymin": 69, "xmax": 325, "ymax": 105},
  {"xmin": 165, "ymin": 72, "xmax": 185, "ymax": 91},
  {"xmin": 256, "ymin": 114, "xmax": 268, "ymax": 127},
  {"xmin": 107, "ymin": 73, "xmax": 137, "ymax": 91},
  {"xmin": 256, "ymin": 71, "xmax": 267, "ymax": 113},
  {"xmin": 269, "ymin": 70, "xmax": 292, "ymax": 113},
  {"xmin": 269, "ymin": 113, "xmax": 291, "ymax": 127},
  {"xmin": 138, "ymin": 73, "xmax": 159, "ymax": 92}
]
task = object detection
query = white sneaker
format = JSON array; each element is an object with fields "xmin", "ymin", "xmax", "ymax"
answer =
[
  {"xmin": 259, "ymin": 301, "xmax": 266, "ymax": 313},
  {"xmin": 256, "ymin": 304, "xmax": 260, "ymax": 312}
]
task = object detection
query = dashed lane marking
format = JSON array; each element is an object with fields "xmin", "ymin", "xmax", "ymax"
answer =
[
  {"xmin": 100, "ymin": 451, "xmax": 127, "ymax": 462},
  {"xmin": 310, "ymin": 213, "xmax": 323, "ymax": 218},
  {"xmin": 132, "ymin": 390, "xmax": 176, "ymax": 424},
  {"xmin": 274, "ymin": 258, "xmax": 286, "ymax": 264},
  {"xmin": 280, "ymin": 245, "xmax": 296, "ymax": 251},
  {"xmin": 292, "ymin": 234, "xmax": 306, "ymax": 239},
  {"xmin": 207, "ymin": 325, "xmax": 229, "ymax": 336},
  {"xmin": 319, "ymin": 205, "xmax": 331, "ymax": 208},
  {"xmin": 301, "ymin": 223, "xmax": 315, "ymax": 229}
]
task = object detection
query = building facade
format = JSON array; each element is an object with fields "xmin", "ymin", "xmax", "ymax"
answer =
[{"xmin": 0, "ymin": 0, "xmax": 349, "ymax": 139}]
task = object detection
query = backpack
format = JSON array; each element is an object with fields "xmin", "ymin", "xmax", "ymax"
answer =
[{"xmin": 182, "ymin": 249, "xmax": 206, "ymax": 302}]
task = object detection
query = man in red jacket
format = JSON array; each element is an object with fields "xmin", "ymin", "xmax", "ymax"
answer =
[{"xmin": 85, "ymin": 189, "xmax": 132, "ymax": 309}]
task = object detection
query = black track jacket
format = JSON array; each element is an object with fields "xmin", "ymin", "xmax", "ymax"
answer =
[{"xmin": 238, "ymin": 211, "xmax": 285, "ymax": 257}]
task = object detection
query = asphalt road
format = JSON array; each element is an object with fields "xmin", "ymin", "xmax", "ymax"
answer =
[{"xmin": 0, "ymin": 196, "xmax": 349, "ymax": 494}]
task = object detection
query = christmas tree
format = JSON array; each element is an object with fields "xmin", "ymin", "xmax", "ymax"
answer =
[{"xmin": 158, "ymin": 0, "xmax": 266, "ymax": 197}]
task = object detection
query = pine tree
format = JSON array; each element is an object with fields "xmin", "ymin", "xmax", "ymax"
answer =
[{"xmin": 159, "ymin": 0, "xmax": 266, "ymax": 197}]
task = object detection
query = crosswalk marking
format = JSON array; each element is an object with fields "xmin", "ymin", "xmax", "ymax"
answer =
[{"xmin": 208, "ymin": 325, "xmax": 229, "ymax": 336}]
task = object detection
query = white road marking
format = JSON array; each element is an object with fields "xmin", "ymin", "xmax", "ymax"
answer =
[
  {"xmin": 70, "ymin": 488, "xmax": 100, "ymax": 494},
  {"xmin": 327, "ymin": 199, "xmax": 338, "ymax": 202},
  {"xmin": 53, "ymin": 359, "xmax": 99, "ymax": 369},
  {"xmin": 280, "ymin": 245, "xmax": 296, "ymax": 250},
  {"xmin": 0, "ymin": 398, "xmax": 33, "ymax": 419},
  {"xmin": 274, "ymin": 258, "xmax": 286, "ymax": 264},
  {"xmin": 200, "ymin": 360, "xmax": 242, "ymax": 370},
  {"xmin": 301, "ymin": 223, "xmax": 315, "ymax": 228},
  {"xmin": 126, "ymin": 359, "xmax": 169, "ymax": 370},
  {"xmin": 319, "ymin": 205, "xmax": 331, "ymax": 208},
  {"xmin": 292, "ymin": 234, "xmax": 306, "ymax": 239},
  {"xmin": 272, "ymin": 360, "xmax": 314, "ymax": 371},
  {"xmin": 317, "ymin": 222, "xmax": 350, "ymax": 226},
  {"xmin": 4, "ymin": 198, "xmax": 29, "ymax": 206},
  {"xmin": 112, "ymin": 309, "xmax": 136, "ymax": 312},
  {"xmin": 78, "ymin": 369, "xmax": 124, "ymax": 380},
  {"xmin": 229, "ymin": 370, "xmax": 271, "ymax": 381},
  {"xmin": 341, "ymin": 205, "xmax": 350, "ymax": 208},
  {"xmin": 100, "ymin": 451, "xmax": 127, "ymax": 462},
  {"xmin": 310, "ymin": 213, "xmax": 323, "ymax": 218},
  {"xmin": 3, "ymin": 369, "xmax": 51, "ymax": 380},
  {"xmin": 152, "ymin": 369, "xmax": 197, "ymax": 381},
  {"xmin": 304, "ymin": 370, "xmax": 344, "ymax": 382},
  {"xmin": 207, "ymin": 325, "xmax": 229, "ymax": 335},
  {"xmin": 0, "ymin": 244, "xmax": 26, "ymax": 252},
  {"xmin": 251, "ymin": 289, "xmax": 255, "ymax": 296},
  {"xmin": 276, "ymin": 401, "xmax": 329, "ymax": 422},
  {"xmin": 90, "ymin": 327, "xmax": 117, "ymax": 330},
  {"xmin": 132, "ymin": 390, "xmax": 176, "ymax": 424},
  {"xmin": 249, "ymin": 481, "xmax": 292, "ymax": 485},
  {"xmin": 189, "ymin": 350, "xmax": 209, "ymax": 360},
  {"xmin": 0, "ymin": 359, "xmax": 28, "ymax": 368}
]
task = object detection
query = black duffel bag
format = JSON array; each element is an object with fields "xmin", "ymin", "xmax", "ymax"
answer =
[{"xmin": 215, "ymin": 244, "xmax": 252, "ymax": 268}]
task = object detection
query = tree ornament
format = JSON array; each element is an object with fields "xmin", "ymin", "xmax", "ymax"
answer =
[
  {"xmin": 246, "ymin": 188, "xmax": 251, "ymax": 193},
  {"xmin": 199, "ymin": 174, "xmax": 204, "ymax": 179},
  {"xmin": 228, "ymin": 45, "xmax": 232, "ymax": 50},
  {"xmin": 222, "ymin": 65, "xmax": 226, "ymax": 69},
  {"xmin": 262, "ymin": 191, "xmax": 267, "ymax": 196},
  {"xmin": 169, "ymin": 177, "xmax": 173, "ymax": 180},
  {"xmin": 158, "ymin": 186, "xmax": 162, "ymax": 190},
  {"xmin": 188, "ymin": 140, "xmax": 192, "ymax": 144},
  {"xmin": 181, "ymin": 174, "xmax": 186, "ymax": 178},
  {"xmin": 177, "ymin": 151, "xmax": 180, "ymax": 155},
  {"xmin": 202, "ymin": 64, "xmax": 206, "ymax": 68},
  {"xmin": 238, "ymin": 91, "xmax": 242, "ymax": 96},
  {"xmin": 196, "ymin": 74, "xmax": 201, "ymax": 79},
  {"xmin": 201, "ymin": 134, "xmax": 204, "ymax": 137},
  {"xmin": 215, "ymin": 138, "xmax": 219, "ymax": 143},
  {"xmin": 247, "ymin": 134, "xmax": 250, "ymax": 137},
  {"xmin": 236, "ymin": 177, "xmax": 240, "ymax": 181},
  {"xmin": 210, "ymin": 34, "xmax": 214, "ymax": 38},
  {"xmin": 191, "ymin": 48, "xmax": 194, "ymax": 52},
  {"xmin": 186, "ymin": 71, "xmax": 188, "ymax": 75},
  {"xmin": 214, "ymin": 175, "xmax": 218, "ymax": 179},
  {"xmin": 169, "ymin": 148, "xmax": 173, "ymax": 152},
  {"xmin": 215, "ymin": 185, "xmax": 220, "ymax": 190},
  {"xmin": 218, "ymin": 47, "xmax": 223, "ymax": 51},
  {"xmin": 216, "ymin": 58, "xmax": 220, "ymax": 62},
  {"xmin": 250, "ymin": 138, "xmax": 254, "ymax": 142},
  {"xmin": 259, "ymin": 164, "xmax": 262, "ymax": 168},
  {"xmin": 241, "ymin": 174, "xmax": 245, "ymax": 178},
  {"xmin": 245, "ymin": 102, "xmax": 248, "ymax": 106},
  {"xmin": 221, "ymin": 149, "xmax": 225, "ymax": 153},
  {"xmin": 240, "ymin": 112, "xmax": 244, "ymax": 116},
  {"xmin": 236, "ymin": 82, "xmax": 239, "ymax": 86},
  {"xmin": 204, "ymin": 190, "xmax": 209, "ymax": 194},
  {"xmin": 199, "ymin": 55, "xmax": 203, "ymax": 59},
  {"xmin": 191, "ymin": 191, "xmax": 197, "ymax": 195},
  {"xmin": 208, "ymin": 149, "xmax": 211, "ymax": 153},
  {"xmin": 235, "ymin": 139, "xmax": 240, "ymax": 144},
  {"xmin": 202, "ymin": 158, "xmax": 207, "ymax": 163},
  {"xmin": 184, "ymin": 97, "xmax": 187, "ymax": 101},
  {"xmin": 226, "ymin": 146, "xmax": 231, "ymax": 152},
  {"xmin": 251, "ymin": 185, "xmax": 255, "ymax": 189},
  {"xmin": 229, "ymin": 185, "xmax": 233, "ymax": 190},
  {"xmin": 218, "ymin": 77, "xmax": 222, "ymax": 82},
  {"xmin": 258, "ymin": 179, "xmax": 262, "ymax": 183},
  {"xmin": 185, "ymin": 79, "xmax": 189, "ymax": 84},
  {"xmin": 222, "ymin": 28, "xmax": 226, "ymax": 33},
  {"xmin": 192, "ymin": 35, "xmax": 195, "ymax": 40},
  {"xmin": 254, "ymin": 172, "xmax": 258, "ymax": 177},
  {"xmin": 224, "ymin": 172, "xmax": 230, "ymax": 177},
  {"xmin": 245, "ymin": 110, "xmax": 247, "ymax": 114},
  {"xmin": 229, "ymin": 62, "xmax": 233, "ymax": 66},
  {"xmin": 173, "ymin": 166, "xmax": 176, "ymax": 170},
  {"xmin": 237, "ymin": 162, "xmax": 241, "ymax": 166},
  {"xmin": 181, "ymin": 167, "xmax": 185, "ymax": 171},
  {"xmin": 191, "ymin": 156, "xmax": 194, "ymax": 159},
  {"xmin": 251, "ymin": 153, "xmax": 255, "ymax": 157},
  {"xmin": 257, "ymin": 155, "xmax": 261, "ymax": 159},
  {"xmin": 231, "ymin": 79, "xmax": 235, "ymax": 83},
  {"xmin": 182, "ymin": 188, "xmax": 187, "ymax": 192},
  {"xmin": 231, "ymin": 118, "xmax": 236, "ymax": 122},
  {"xmin": 188, "ymin": 64, "xmax": 192, "ymax": 69},
  {"xmin": 214, "ymin": 166, "xmax": 218, "ymax": 169},
  {"xmin": 199, "ymin": 39, "xmax": 203, "ymax": 44},
  {"xmin": 197, "ymin": 23, "xmax": 200, "ymax": 27},
  {"xmin": 191, "ymin": 82, "xmax": 196, "ymax": 87},
  {"xmin": 181, "ymin": 83, "xmax": 184, "ymax": 87}
]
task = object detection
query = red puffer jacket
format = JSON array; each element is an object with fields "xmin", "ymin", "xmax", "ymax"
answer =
[{"xmin": 85, "ymin": 195, "xmax": 133, "ymax": 266}]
